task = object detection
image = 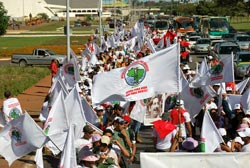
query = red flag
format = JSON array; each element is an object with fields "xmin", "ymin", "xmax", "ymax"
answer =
[{"xmin": 151, "ymin": 120, "xmax": 176, "ymax": 139}]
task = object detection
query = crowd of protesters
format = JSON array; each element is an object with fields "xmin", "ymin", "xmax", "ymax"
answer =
[{"xmin": 2, "ymin": 20, "xmax": 250, "ymax": 168}]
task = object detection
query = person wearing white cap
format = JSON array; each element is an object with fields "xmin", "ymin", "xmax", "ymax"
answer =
[
  {"xmin": 169, "ymin": 99, "xmax": 192, "ymax": 138},
  {"xmin": 232, "ymin": 104, "xmax": 245, "ymax": 136},
  {"xmin": 238, "ymin": 127, "xmax": 250, "ymax": 152},
  {"xmin": 205, "ymin": 98, "xmax": 218, "ymax": 111},
  {"xmin": 226, "ymin": 136, "xmax": 244, "ymax": 152}
]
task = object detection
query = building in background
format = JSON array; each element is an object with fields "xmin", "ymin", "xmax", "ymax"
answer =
[{"xmin": 1, "ymin": 0, "xmax": 111, "ymax": 20}]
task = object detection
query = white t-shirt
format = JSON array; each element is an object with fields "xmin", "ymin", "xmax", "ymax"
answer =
[
  {"xmin": 3, "ymin": 97, "xmax": 22, "ymax": 122},
  {"xmin": 152, "ymin": 128, "xmax": 177, "ymax": 151},
  {"xmin": 241, "ymin": 143, "xmax": 250, "ymax": 152}
]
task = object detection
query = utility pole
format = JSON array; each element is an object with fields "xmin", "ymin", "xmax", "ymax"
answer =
[
  {"xmin": 99, "ymin": 0, "xmax": 103, "ymax": 39},
  {"xmin": 66, "ymin": 0, "xmax": 70, "ymax": 62}
]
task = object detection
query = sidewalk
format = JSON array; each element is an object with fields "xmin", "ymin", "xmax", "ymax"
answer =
[{"xmin": 0, "ymin": 75, "xmax": 51, "ymax": 168}]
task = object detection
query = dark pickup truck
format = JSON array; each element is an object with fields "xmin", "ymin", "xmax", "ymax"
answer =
[{"xmin": 11, "ymin": 48, "xmax": 66, "ymax": 66}]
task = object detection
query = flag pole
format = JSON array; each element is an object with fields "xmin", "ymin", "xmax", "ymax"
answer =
[
  {"xmin": 177, "ymin": 42, "xmax": 182, "ymax": 149},
  {"xmin": 66, "ymin": 0, "xmax": 70, "ymax": 62},
  {"xmin": 231, "ymin": 51, "xmax": 236, "ymax": 94}
]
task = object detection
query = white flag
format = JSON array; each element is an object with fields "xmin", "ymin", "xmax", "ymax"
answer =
[
  {"xmin": 201, "ymin": 112, "xmax": 224, "ymax": 153},
  {"xmin": 0, "ymin": 112, "xmax": 6, "ymax": 127},
  {"xmin": 34, "ymin": 147, "xmax": 44, "ymax": 168},
  {"xmin": 236, "ymin": 77, "xmax": 249, "ymax": 94},
  {"xmin": 44, "ymin": 91, "xmax": 69, "ymax": 155},
  {"xmin": 49, "ymin": 75, "xmax": 69, "ymax": 106},
  {"xmin": 155, "ymin": 36, "xmax": 165, "ymax": 51},
  {"xmin": 81, "ymin": 97, "xmax": 98, "ymax": 125},
  {"xmin": 129, "ymin": 100, "xmax": 147, "ymax": 123},
  {"xmin": 70, "ymin": 50, "xmax": 81, "ymax": 82},
  {"xmin": 181, "ymin": 72, "xmax": 216, "ymax": 119},
  {"xmin": 59, "ymin": 60, "xmax": 77, "ymax": 89},
  {"xmin": 0, "ymin": 112, "xmax": 48, "ymax": 166},
  {"xmin": 92, "ymin": 43, "xmax": 180, "ymax": 105},
  {"xmin": 241, "ymin": 88, "xmax": 250, "ymax": 112},
  {"xmin": 190, "ymin": 54, "xmax": 234, "ymax": 87},
  {"xmin": 146, "ymin": 38, "xmax": 156, "ymax": 53},
  {"xmin": 59, "ymin": 125, "xmax": 77, "ymax": 168},
  {"xmin": 65, "ymin": 85, "xmax": 86, "ymax": 139},
  {"xmin": 227, "ymin": 94, "xmax": 241, "ymax": 111}
]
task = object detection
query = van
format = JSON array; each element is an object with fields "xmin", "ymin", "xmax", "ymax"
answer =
[{"xmin": 213, "ymin": 42, "xmax": 241, "ymax": 59}]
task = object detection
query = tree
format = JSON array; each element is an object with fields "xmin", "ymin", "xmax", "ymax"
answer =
[{"xmin": 0, "ymin": 2, "xmax": 9, "ymax": 36}]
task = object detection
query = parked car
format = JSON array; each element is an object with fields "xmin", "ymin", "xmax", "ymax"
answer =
[
  {"xmin": 213, "ymin": 42, "xmax": 241, "ymax": 59},
  {"xmin": 233, "ymin": 34, "xmax": 250, "ymax": 51},
  {"xmin": 193, "ymin": 38, "xmax": 211, "ymax": 54},
  {"xmin": 208, "ymin": 39, "xmax": 225, "ymax": 57},
  {"xmin": 221, "ymin": 33, "xmax": 236, "ymax": 42},
  {"xmin": 74, "ymin": 21, "xmax": 82, "ymax": 27},
  {"xmin": 234, "ymin": 51, "xmax": 250, "ymax": 78},
  {"xmin": 185, "ymin": 32, "xmax": 201, "ymax": 40},
  {"xmin": 187, "ymin": 36, "xmax": 201, "ymax": 52},
  {"xmin": 11, "ymin": 48, "xmax": 66, "ymax": 66}
]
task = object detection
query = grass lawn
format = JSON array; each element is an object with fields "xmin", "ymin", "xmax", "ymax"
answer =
[
  {"xmin": 0, "ymin": 36, "xmax": 89, "ymax": 57},
  {"xmin": 231, "ymin": 22, "xmax": 250, "ymax": 32},
  {"xmin": 0, "ymin": 66, "xmax": 50, "ymax": 99}
]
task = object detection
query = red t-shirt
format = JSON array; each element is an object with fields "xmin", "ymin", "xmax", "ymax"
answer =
[{"xmin": 170, "ymin": 107, "xmax": 187, "ymax": 125}]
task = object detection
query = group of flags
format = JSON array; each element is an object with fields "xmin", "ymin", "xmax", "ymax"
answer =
[{"xmin": 1, "ymin": 20, "xmax": 250, "ymax": 167}]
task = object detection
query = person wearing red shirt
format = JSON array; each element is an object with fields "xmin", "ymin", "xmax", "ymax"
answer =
[
  {"xmin": 169, "ymin": 100, "xmax": 192, "ymax": 138},
  {"xmin": 49, "ymin": 59, "xmax": 58, "ymax": 85}
]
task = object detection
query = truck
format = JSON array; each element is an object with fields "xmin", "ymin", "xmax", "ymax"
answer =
[{"xmin": 11, "ymin": 48, "xmax": 66, "ymax": 67}]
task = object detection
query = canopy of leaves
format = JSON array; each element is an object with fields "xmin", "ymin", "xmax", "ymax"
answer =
[{"xmin": 0, "ymin": 2, "xmax": 9, "ymax": 36}]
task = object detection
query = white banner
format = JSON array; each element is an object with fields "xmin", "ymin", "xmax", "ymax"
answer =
[
  {"xmin": 91, "ymin": 43, "xmax": 180, "ymax": 105},
  {"xmin": 140, "ymin": 152, "xmax": 250, "ymax": 168}
]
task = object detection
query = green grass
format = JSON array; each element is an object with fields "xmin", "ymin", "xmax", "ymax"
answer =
[
  {"xmin": 0, "ymin": 66, "xmax": 50, "ymax": 99},
  {"xmin": 29, "ymin": 21, "xmax": 99, "ymax": 32},
  {"xmin": 231, "ymin": 22, "xmax": 250, "ymax": 32},
  {"xmin": 0, "ymin": 36, "xmax": 89, "ymax": 48}
]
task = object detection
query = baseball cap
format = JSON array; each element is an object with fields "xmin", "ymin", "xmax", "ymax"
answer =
[
  {"xmin": 83, "ymin": 125, "xmax": 95, "ymax": 134},
  {"xmin": 238, "ymin": 128, "xmax": 250, "ymax": 138},
  {"xmin": 95, "ymin": 105, "xmax": 104, "ymax": 111},
  {"xmin": 176, "ymin": 99, "xmax": 184, "ymax": 106},
  {"xmin": 92, "ymin": 134, "xmax": 101, "ymax": 142},
  {"xmin": 235, "ymin": 136, "xmax": 244, "ymax": 145},
  {"xmin": 226, "ymin": 87, "xmax": 232, "ymax": 92},
  {"xmin": 234, "ymin": 104, "xmax": 241, "ymax": 110},
  {"xmin": 245, "ymin": 110, "xmax": 250, "ymax": 116},
  {"xmin": 100, "ymin": 135, "xmax": 111, "ymax": 145},
  {"xmin": 114, "ymin": 116, "xmax": 126, "ymax": 124},
  {"xmin": 123, "ymin": 115, "xmax": 131, "ymax": 123}
]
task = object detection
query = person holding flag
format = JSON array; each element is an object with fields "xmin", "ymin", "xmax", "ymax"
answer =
[
  {"xmin": 169, "ymin": 99, "xmax": 192, "ymax": 139},
  {"xmin": 152, "ymin": 112, "xmax": 177, "ymax": 152}
]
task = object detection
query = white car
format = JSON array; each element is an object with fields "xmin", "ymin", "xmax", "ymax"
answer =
[
  {"xmin": 188, "ymin": 36, "xmax": 201, "ymax": 52},
  {"xmin": 194, "ymin": 38, "xmax": 211, "ymax": 54}
]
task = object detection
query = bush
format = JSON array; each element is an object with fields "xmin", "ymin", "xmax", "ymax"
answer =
[
  {"xmin": 37, "ymin": 13, "xmax": 49, "ymax": 21},
  {"xmin": 0, "ymin": 2, "xmax": 9, "ymax": 35}
]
